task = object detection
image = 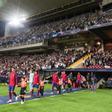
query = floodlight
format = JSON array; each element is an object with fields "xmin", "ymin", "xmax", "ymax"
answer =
[{"xmin": 7, "ymin": 15, "xmax": 27, "ymax": 27}]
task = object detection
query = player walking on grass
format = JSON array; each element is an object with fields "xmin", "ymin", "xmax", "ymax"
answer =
[
  {"xmin": 86, "ymin": 73, "xmax": 91, "ymax": 89},
  {"xmin": 31, "ymin": 70, "xmax": 40, "ymax": 96},
  {"xmin": 57, "ymin": 77, "xmax": 63, "ymax": 94},
  {"xmin": 81, "ymin": 75, "xmax": 87, "ymax": 88},
  {"xmin": 18, "ymin": 77, "xmax": 27, "ymax": 104},
  {"xmin": 7, "ymin": 67, "xmax": 18, "ymax": 103},
  {"xmin": 67, "ymin": 78, "xmax": 72, "ymax": 92},
  {"xmin": 29, "ymin": 69, "xmax": 34, "ymax": 96},
  {"xmin": 90, "ymin": 72, "xmax": 97, "ymax": 92},
  {"xmin": 61, "ymin": 72, "xmax": 68, "ymax": 90},
  {"xmin": 76, "ymin": 72, "xmax": 82, "ymax": 88},
  {"xmin": 39, "ymin": 78, "xmax": 45, "ymax": 96},
  {"xmin": 52, "ymin": 72, "xmax": 59, "ymax": 93}
]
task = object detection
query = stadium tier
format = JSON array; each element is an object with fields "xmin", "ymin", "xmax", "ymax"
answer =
[{"xmin": 0, "ymin": 10, "xmax": 112, "ymax": 48}]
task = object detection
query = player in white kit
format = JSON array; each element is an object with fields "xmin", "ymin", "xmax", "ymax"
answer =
[{"xmin": 29, "ymin": 69, "xmax": 34, "ymax": 96}]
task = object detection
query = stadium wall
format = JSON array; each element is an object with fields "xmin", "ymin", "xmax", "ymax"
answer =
[{"xmin": 0, "ymin": 21, "xmax": 5, "ymax": 37}]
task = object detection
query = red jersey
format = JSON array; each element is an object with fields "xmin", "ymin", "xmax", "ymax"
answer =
[
  {"xmin": 61, "ymin": 73, "xmax": 67, "ymax": 81},
  {"xmin": 52, "ymin": 73, "xmax": 59, "ymax": 84},
  {"xmin": 9, "ymin": 71, "xmax": 16, "ymax": 86},
  {"xmin": 33, "ymin": 73, "xmax": 40, "ymax": 85},
  {"xmin": 77, "ymin": 73, "xmax": 81, "ymax": 81}
]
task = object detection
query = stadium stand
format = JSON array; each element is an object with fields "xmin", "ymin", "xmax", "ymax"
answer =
[
  {"xmin": 0, "ymin": 46, "xmax": 88, "ymax": 76},
  {"xmin": 84, "ymin": 50, "xmax": 112, "ymax": 68},
  {"xmin": 0, "ymin": 10, "xmax": 112, "ymax": 48}
]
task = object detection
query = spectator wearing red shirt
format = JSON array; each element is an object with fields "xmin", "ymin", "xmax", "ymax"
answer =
[
  {"xmin": 8, "ymin": 67, "xmax": 18, "ymax": 103},
  {"xmin": 32, "ymin": 70, "xmax": 40, "ymax": 96}
]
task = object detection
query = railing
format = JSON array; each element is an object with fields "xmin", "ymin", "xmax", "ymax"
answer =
[
  {"xmin": 0, "ymin": 39, "xmax": 44, "ymax": 48},
  {"xmin": 0, "ymin": 40, "xmax": 46, "ymax": 52},
  {"xmin": 43, "ymin": 68, "xmax": 112, "ymax": 73}
]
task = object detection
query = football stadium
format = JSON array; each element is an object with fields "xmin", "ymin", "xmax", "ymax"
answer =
[{"xmin": 0, "ymin": 0, "xmax": 112, "ymax": 112}]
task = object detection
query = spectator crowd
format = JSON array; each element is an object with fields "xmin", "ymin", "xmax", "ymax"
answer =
[
  {"xmin": 0, "ymin": 47, "xmax": 87, "ymax": 78},
  {"xmin": 84, "ymin": 50, "xmax": 112, "ymax": 68},
  {"xmin": 0, "ymin": 10, "xmax": 112, "ymax": 48}
]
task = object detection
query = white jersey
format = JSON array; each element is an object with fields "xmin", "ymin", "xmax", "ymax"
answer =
[{"xmin": 29, "ymin": 72, "xmax": 34, "ymax": 83}]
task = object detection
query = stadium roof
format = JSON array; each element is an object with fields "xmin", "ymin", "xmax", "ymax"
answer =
[{"xmin": 0, "ymin": 0, "xmax": 77, "ymax": 21}]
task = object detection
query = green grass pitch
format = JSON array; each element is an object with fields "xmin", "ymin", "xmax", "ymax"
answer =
[
  {"xmin": 0, "ymin": 84, "xmax": 52, "ymax": 96},
  {"xmin": 0, "ymin": 85, "xmax": 112, "ymax": 112}
]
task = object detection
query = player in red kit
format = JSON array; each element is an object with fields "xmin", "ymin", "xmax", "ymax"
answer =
[
  {"xmin": 52, "ymin": 72, "xmax": 59, "ymax": 92},
  {"xmin": 76, "ymin": 72, "xmax": 82, "ymax": 88},
  {"xmin": 32, "ymin": 70, "xmax": 40, "ymax": 96},
  {"xmin": 7, "ymin": 67, "xmax": 18, "ymax": 103},
  {"xmin": 61, "ymin": 71, "xmax": 68, "ymax": 89}
]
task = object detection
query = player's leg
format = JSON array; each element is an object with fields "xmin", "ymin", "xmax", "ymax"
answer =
[
  {"xmin": 8, "ymin": 86, "xmax": 13, "ymax": 103},
  {"xmin": 30, "ymin": 83, "xmax": 33, "ymax": 96},
  {"xmin": 52, "ymin": 82, "xmax": 54, "ymax": 92},
  {"xmin": 7, "ymin": 85, "xmax": 16, "ymax": 103},
  {"xmin": 63, "ymin": 81, "xmax": 65, "ymax": 89},
  {"xmin": 40, "ymin": 86, "xmax": 44, "ymax": 96},
  {"xmin": 31, "ymin": 88, "xmax": 34, "ymax": 96},
  {"xmin": 20, "ymin": 95, "xmax": 25, "ymax": 104},
  {"xmin": 12, "ymin": 86, "xmax": 18, "ymax": 101},
  {"xmin": 42, "ymin": 86, "xmax": 44, "ymax": 96},
  {"xmin": 93, "ymin": 82, "xmax": 96, "ymax": 92},
  {"xmin": 37, "ymin": 85, "xmax": 40, "ymax": 96},
  {"xmin": 20, "ymin": 88, "xmax": 26, "ymax": 104},
  {"xmin": 58, "ymin": 85, "xmax": 61, "ymax": 94}
]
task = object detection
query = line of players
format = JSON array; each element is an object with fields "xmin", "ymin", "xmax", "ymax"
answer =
[
  {"xmin": 7, "ymin": 67, "xmax": 97, "ymax": 104},
  {"xmin": 8, "ymin": 68, "xmax": 44, "ymax": 104}
]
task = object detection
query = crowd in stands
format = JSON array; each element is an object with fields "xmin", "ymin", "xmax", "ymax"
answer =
[
  {"xmin": 0, "ymin": 47, "xmax": 87, "ymax": 78},
  {"xmin": 0, "ymin": 10, "xmax": 112, "ymax": 48},
  {"xmin": 84, "ymin": 50, "xmax": 112, "ymax": 68}
]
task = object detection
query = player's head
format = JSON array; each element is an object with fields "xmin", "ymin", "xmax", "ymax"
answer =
[
  {"xmin": 11, "ymin": 67, "xmax": 15, "ymax": 72},
  {"xmin": 30, "ymin": 68, "xmax": 33, "ymax": 73},
  {"xmin": 21, "ymin": 77, "xmax": 25, "ymax": 81},
  {"xmin": 56, "ymin": 71, "xmax": 58, "ymax": 74},
  {"xmin": 62, "ymin": 71, "xmax": 65, "ymax": 74},
  {"xmin": 78, "ymin": 72, "xmax": 80, "ymax": 75}
]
